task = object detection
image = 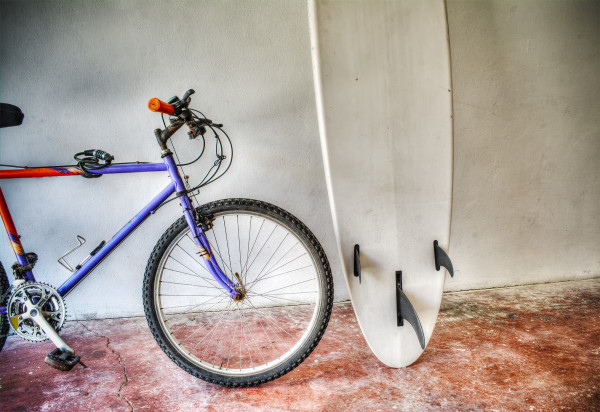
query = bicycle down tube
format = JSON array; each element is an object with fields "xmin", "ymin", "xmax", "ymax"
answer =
[{"xmin": 0, "ymin": 154, "xmax": 238, "ymax": 300}]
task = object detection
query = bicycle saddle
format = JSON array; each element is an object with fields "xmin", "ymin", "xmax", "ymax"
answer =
[{"xmin": 0, "ymin": 103, "xmax": 24, "ymax": 128}]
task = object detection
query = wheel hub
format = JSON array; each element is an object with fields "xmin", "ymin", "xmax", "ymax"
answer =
[{"xmin": 232, "ymin": 272, "xmax": 246, "ymax": 301}]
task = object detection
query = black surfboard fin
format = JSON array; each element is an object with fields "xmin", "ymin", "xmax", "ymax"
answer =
[
  {"xmin": 433, "ymin": 240, "xmax": 454, "ymax": 277},
  {"xmin": 353, "ymin": 244, "xmax": 361, "ymax": 284},
  {"xmin": 396, "ymin": 271, "xmax": 426, "ymax": 350}
]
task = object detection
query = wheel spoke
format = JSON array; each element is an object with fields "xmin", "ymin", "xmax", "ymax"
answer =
[
  {"xmin": 146, "ymin": 200, "xmax": 331, "ymax": 384},
  {"xmin": 241, "ymin": 218, "xmax": 265, "ymax": 277},
  {"xmin": 244, "ymin": 299, "xmax": 296, "ymax": 340},
  {"xmin": 249, "ymin": 232, "xmax": 290, "ymax": 285},
  {"xmin": 160, "ymin": 280, "xmax": 225, "ymax": 292},
  {"xmin": 247, "ymin": 263, "xmax": 313, "ymax": 289},
  {"xmin": 205, "ymin": 224, "xmax": 235, "ymax": 276},
  {"xmin": 163, "ymin": 266, "xmax": 218, "ymax": 286},
  {"xmin": 241, "ymin": 224, "xmax": 277, "ymax": 280},
  {"xmin": 223, "ymin": 217, "xmax": 234, "ymax": 280},
  {"xmin": 248, "ymin": 293, "xmax": 315, "ymax": 306},
  {"xmin": 237, "ymin": 216, "xmax": 243, "ymax": 277},
  {"xmin": 256, "ymin": 278, "xmax": 316, "ymax": 295},
  {"xmin": 252, "ymin": 240, "xmax": 300, "ymax": 284}
]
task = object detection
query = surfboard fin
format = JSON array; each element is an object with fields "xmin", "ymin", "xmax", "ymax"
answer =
[
  {"xmin": 353, "ymin": 244, "xmax": 361, "ymax": 284},
  {"xmin": 396, "ymin": 271, "xmax": 426, "ymax": 350},
  {"xmin": 433, "ymin": 240, "xmax": 454, "ymax": 277}
]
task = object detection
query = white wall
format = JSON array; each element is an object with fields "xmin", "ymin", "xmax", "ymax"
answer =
[
  {"xmin": 2, "ymin": 0, "xmax": 599, "ymax": 319},
  {"xmin": 0, "ymin": 0, "xmax": 344, "ymax": 319},
  {"xmin": 446, "ymin": 0, "xmax": 600, "ymax": 290}
]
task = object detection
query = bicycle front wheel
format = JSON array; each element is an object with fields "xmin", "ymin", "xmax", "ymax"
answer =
[{"xmin": 143, "ymin": 199, "xmax": 333, "ymax": 387}]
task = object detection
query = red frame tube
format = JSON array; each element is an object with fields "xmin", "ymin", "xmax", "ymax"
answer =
[
  {"xmin": 0, "ymin": 163, "xmax": 167, "ymax": 179},
  {"xmin": 0, "ymin": 167, "xmax": 83, "ymax": 179},
  {"xmin": 0, "ymin": 186, "xmax": 32, "ymax": 278}
]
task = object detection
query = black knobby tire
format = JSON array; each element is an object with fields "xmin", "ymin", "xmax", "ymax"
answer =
[
  {"xmin": 143, "ymin": 199, "xmax": 333, "ymax": 387},
  {"xmin": 0, "ymin": 263, "xmax": 10, "ymax": 353}
]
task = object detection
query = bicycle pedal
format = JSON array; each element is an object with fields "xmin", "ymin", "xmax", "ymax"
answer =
[{"xmin": 44, "ymin": 348, "xmax": 84, "ymax": 371}]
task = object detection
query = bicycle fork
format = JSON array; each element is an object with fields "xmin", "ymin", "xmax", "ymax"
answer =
[{"xmin": 164, "ymin": 155, "xmax": 241, "ymax": 299}]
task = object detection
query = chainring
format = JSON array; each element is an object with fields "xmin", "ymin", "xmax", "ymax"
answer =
[{"xmin": 7, "ymin": 282, "xmax": 66, "ymax": 342}]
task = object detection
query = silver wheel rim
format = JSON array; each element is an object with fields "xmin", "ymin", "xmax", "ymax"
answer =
[{"xmin": 153, "ymin": 211, "xmax": 322, "ymax": 376}]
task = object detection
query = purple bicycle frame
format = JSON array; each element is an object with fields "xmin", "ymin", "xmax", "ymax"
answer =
[{"xmin": 0, "ymin": 154, "xmax": 238, "ymax": 301}]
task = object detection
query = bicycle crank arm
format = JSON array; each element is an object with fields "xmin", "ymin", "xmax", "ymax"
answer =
[{"xmin": 28, "ymin": 308, "xmax": 74, "ymax": 354}]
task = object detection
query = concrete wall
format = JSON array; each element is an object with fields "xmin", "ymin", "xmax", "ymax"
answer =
[
  {"xmin": 445, "ymin": 0, "xmax": 600, "ymax": 290},
  {"xmin": 1, "ymin": 0, "xmax": 599, "ymax": 318},
  {"xmin": 0, "ymin": 0, "xmax": 343, "ymax": 319}
]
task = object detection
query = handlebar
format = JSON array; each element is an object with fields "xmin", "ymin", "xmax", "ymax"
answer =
[
  {"xmin": 148, "ymin": 89, "xmax": 195, "ymax": 117},
  {"xmin": 148, "ymin": 98, "xmax": 175, "ymax": 115},
  {"xmin": 149, "ymin": 89, "xmax": 206, "ymax": 151}
]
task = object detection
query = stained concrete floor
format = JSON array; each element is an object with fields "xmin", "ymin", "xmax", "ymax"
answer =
[{"xmin": 0, "ymin": 278, "xmax": 599, "ymax": 411}]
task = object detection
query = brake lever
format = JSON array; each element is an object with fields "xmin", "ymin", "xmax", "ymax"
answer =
[{"xmin": 182, "ymin": 89, "xmax": 195, "ymax": 103}]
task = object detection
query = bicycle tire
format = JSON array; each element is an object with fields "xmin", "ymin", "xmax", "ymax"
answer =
[
  {"xmin": 0, "ymin": 263, "xmax": 10, "ymax": 353},
  {"xmin": 143, "ymin": 198, "xmax": 333, "ymax": 387}
]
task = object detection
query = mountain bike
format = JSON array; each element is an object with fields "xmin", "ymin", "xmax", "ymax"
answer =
[{"xmin": 0, "ymin": 90, "xmax": 333, "ymax": 387}]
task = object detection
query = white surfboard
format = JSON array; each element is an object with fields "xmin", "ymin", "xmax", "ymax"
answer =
[{"xmin": 309, "ymin": 0, "xmax": 453, "ymax": 367}]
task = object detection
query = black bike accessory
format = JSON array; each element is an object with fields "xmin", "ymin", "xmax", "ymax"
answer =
[
  {"xmin": 182, "ymin": 89, "xmax": 195, "ymax": 103},
  {"xmin": 75, "ymin": 240, "xmax": 106, "ymax": 270},
  {"xmin": 90, "ymin": 240, "xmax": 106, "ymax": 256},
  {"xmin": 353, "ymin": 244, "xmax": 361, "ymax": 283},
  {"xmin": 0, "ymin": 103, "xmax": 24, "ymax": 128},
  {"xmin": 396, "ymin": 271, "xmax": 426, "ymax": 349},
  {"xmin": 433, "ymin": 240, "xmax": 454, "ymax": 277},
  {"xmin": 83, "ymin": 149, "xmax": 114, "ymax": 162},
  {"xmin": 45, "ymin": 348, "xmax": 85, "ymax": 371},
  {"xmin": 159, "ymin": 89, "xmax": 194, "ymax": 117},
  {"xmin": 188, "ymin": 125, "xmax": 206, "ymax": 140},
  {"xmin": 26, "ymin": 252, "xmax": 38, "ymax": 267},
  {"xmin": 11, "ymin": 251, "xmax": 37, "ymax": 277},
  {"xmin": 74, "ymin": 149, "xmax": 114, "ymax": 178},
  {"xmin": 11, "ymin": 262, "xmax": 34, "ymax": 279}
]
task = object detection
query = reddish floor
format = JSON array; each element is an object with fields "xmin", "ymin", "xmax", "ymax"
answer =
[{"xmin": 1, "ymin": 278, "xmax": 599, "ymax": 411}]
